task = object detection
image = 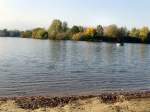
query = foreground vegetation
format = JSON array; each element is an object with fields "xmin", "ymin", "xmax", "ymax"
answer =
[
  {"xmin": 21, "ymin": 19, "xmax": 150, "ymax": 43},
  {"xmin": 0, "ymin": 95, "xmax": 149, "ymax": 112}
]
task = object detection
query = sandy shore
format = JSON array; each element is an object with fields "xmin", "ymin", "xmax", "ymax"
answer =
[{"xmin": 0, "ymin": 91, "xmax": 150, "ymax": 112}]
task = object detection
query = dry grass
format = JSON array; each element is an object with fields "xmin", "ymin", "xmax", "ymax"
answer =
[{"xmin": 0, "ymin": 97, "xmax": 149, "ymax": 112}]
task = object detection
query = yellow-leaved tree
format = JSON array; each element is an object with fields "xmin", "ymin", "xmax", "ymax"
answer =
[{"xmin": 139, "ymin": 27, "xmax": 149, "ymax": 42}]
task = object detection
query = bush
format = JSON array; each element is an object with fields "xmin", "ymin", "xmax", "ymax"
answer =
[
  {"xmin": 72, "ymin": 32, "xmax": 85, "ymax": 41},
  {"xmin": 32, "ymin": 28, "xmax": 48, "ymax": 39},
  {"xmin": 21, "ymin": 31, "xmax": 32, "ymax": 38},
  {"xmin": 55, "ymin": 32, "xmax": 71, "ymax": 40},
  {"xmin": 72, "ymin": 32, "xmax": 94, "ymax": 41}
]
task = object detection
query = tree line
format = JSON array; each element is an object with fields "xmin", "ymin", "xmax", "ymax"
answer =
[
  {"xmin": 2, "ymin": 19, "xmax": 150, "ymax": 43},
  {"xmin": 0, "ymin": 29, "xmax": 20, "ymax": 37}
]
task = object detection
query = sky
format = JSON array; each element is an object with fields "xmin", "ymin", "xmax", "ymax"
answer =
[{"xmin": 0, "ymin": 0, "xmax": 150, "ymax": 30}]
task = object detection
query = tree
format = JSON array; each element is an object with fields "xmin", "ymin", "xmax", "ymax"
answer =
[
  {"xmin": 0, "ymin": 29, "xmax": 9, "ymax": 37},
  {"xmin": 69, "ymin": 25, "xmax": 80, "ymax": 34},
  {"xmin": 78, "ymin": 26, "xmax": 84, "ymax": 32},
  {"xmin": 117, "ymin": 27, "xmax": 128, "ymax": 42},
  {"xmin": 72, "ymin": 28, "xmax": 96, "ymax": 41},
  {"xmin": 62, "ymin": 22, "xmax": 68, "ymax": 32},
  {"xmin": 118, "ymin": 27, "xmax": 128, "ymax": 37},
  {"xmin": 55, "ymin": 32, "xmax": 70, "ymax": 40},
  {"xmin": 72, "ymin": 32, "xmax": 85, "ymax": 41},
  {"xmin": 3, "ymin": 29, "xmax": 9, "ymax": 37},
  {"xmin": 48, "ymin": 19, "xmax": 62, "ymax": 39},
  {"xmin": 139, "ymin": 27, "xmax": 149, "ymax": 41},
  {"xmin": 129, "ymin": 28, "xmax": 140, "ymax": 38},
  {"xmin": 96, "ymin": 25, "xmax": 103, "ymax": 37},
  {"xmin": 32, "ymin": 28, "xmax": 48, "ymax": 39},
  {"xmin": 104, "ymin": 25, "xmax": 119, "ymax": 38},
  {"xmin": 85, "ymin": 27, "xmax": 96, "ymax": 37},
  {"xmin": 21, "ymin": 31, "xmax": 32, "ymax": 38}
]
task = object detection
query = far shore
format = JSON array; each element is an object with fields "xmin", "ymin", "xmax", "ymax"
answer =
[{"xmin": 0, "ymin": 91, "xmax": 149, "ymax": 112}]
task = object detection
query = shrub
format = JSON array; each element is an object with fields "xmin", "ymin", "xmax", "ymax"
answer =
[
  {"xmin": 55, "ymin": 32, "xmax": 71, "ymax": 40},
  {"xmin": 72, "ymin": 32, "xmax": 85, "ymax": 41},
  {"xmin": 32, "ymin": 28, "xmax": 48, "ymax": 39},
  {"xmin": 21, "ymin": 31, "xmax": 32, "ymax": 38}
]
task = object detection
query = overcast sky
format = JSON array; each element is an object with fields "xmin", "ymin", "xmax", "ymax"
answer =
[{"xmin": 0, "ymin": 0, "xmax": 150, "ymax": 30}]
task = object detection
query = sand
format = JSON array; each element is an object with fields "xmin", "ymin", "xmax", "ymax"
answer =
[{"xmin": 0, "ymin": 97, "xmax": 149, "ymax": 112}]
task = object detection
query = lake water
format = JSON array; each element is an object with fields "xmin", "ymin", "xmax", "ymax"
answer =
[{"xmin": 0, "ymin": 37, "xmax": 150, "ymax": 96}]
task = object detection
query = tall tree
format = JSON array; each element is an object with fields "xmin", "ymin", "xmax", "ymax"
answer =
[
  {"xmin": 96, "ymin": 25, "xmax": 103, "ymax": 37},
  {"xmin": 48, "ymin": 19, "xmax": 62, "ymax": 39},
  {"xmin": 62, "ymin": 22, "xmax": 68, "ymax": 32},
  {"xmin": 69, "ymin": 25, "xmax": 80, "ymax": 34},
  {"xmin": 118, "ymin": 27, "xmax": 128, "ymax": 37}
]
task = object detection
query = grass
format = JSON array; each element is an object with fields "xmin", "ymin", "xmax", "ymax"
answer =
[{"xmin": 0, "ymin": 93, "xmax": 149, "ymax": 112}]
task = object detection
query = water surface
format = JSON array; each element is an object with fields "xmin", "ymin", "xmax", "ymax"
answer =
[{"xmin": 0, "ymin": 37, "xmax": 150, "ymax": 96}]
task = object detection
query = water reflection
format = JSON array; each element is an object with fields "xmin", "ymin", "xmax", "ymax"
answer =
[
  {"xmin": 139, "ymin": 44, "xmax": 149, "ymax": 59},
  {"xmin": 0, "ymin": 38, "xmax": 150, "ymax": 96}
]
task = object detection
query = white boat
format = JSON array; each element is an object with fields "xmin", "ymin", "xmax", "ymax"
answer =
[
  {"xmin": 116, "ymin": 43, "xmax": 124, "ymax": 47},
  {"xmin": 116, "ymin": 43, "xmax": 121, "ymax": 47}
]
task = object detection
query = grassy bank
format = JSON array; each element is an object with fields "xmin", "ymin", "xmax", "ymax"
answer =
[{"xmin": 0, "ymin": 92, "xmax": 149, "ymax": 112}]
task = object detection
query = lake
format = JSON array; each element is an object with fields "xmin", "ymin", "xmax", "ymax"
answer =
[{"xmin": 0, "ymin": 37, "xmax": 149, "ymax": 97}]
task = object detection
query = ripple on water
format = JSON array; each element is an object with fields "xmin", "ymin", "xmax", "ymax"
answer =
[{"xmin": 0, "ymin": 38, "xmax": 150, "ymax": 96}]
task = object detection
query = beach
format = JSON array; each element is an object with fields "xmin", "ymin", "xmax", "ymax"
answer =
[{"xmin": 0, "ymin": 91, "xmax": 149, "ymax": 112}]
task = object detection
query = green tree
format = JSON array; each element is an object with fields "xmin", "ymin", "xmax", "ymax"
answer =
[
  {"xmin": 69, "ymin": 25, "xmax": 80, "ymax": 34},
  {"xmin": 21, "ymin": 31, "xmax": 32, "ymax": 38},
  {"xmin": 32, "ymin": 28, "xmax": 48, "ymax": 39},
  {"xmin": 48, "ymin": 19, "xmax": 62, "ymax": 39}
]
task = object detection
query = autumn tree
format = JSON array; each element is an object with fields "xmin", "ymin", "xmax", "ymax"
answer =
[
  {"xmin": 129, "ymin": 28, "xmax": 140, "ymax": 38},
  {"xmin": 104, "ymin": 25, "xmax": 119, "ymax": 38},
  {"xmin": 85, "ymin": 27, "xmax": 96, "ymax": 37},
  {"xmin": 139, "ymin": 27, "xmax": 149, "ymax": 41}
]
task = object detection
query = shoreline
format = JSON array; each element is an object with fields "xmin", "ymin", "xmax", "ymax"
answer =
[
  {"xmin": 0, "ymin": 91, "xmax": 149, "ymax": 110},
  {"xmin": 2, "ymin": 37, "xmax": 150, "ymax": 45}
]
